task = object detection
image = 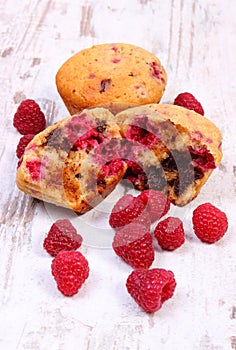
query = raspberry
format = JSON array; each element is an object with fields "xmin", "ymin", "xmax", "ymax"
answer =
[
  {"xmin": 26, "ymin": 159, "xmax": 44, "ymax": 181},
  {"xmin": 123, "ymin": 160, "xmax": 147, "ymax": 190},
  {"xmin": 138, "ymin": 190, "xmax": 171, "ymax": 223},
  {"xmin": 154, "ymin": 217, "xmax": 185, "ymax": 251},
  {"xmin": 43, "ymin": 219, "xmax": 83, "ymax": 257},
  {"xmin": 126, "ymin": 124, "xmax": 159, "ymax": 148},
  {"xmin": 132, "ymin": 209, "xmax": 151, "ymax": 229},
  {"xmin": 99, "ymin": 159, "xmax": 126, "ymax": 178},
  {"xmin": 189, "ymin": 146, "xmax": 216, "ymax": 171},
  {"xmin": 112, "ymin": 223, "xmax": 154, "ymax": 268},
  {"xmin": 72, "ymin": 128, "xmax": 104, "ymax": 151},
  {"xmin": 13, "ymin": 99, "xmax": 46, "ymax": 135},
  {"xmin": 174, "ymin": 92, "xmax": 204, "ymax": 115},
  {"xmin": 149, "ymin": 61, "xmax": 164, "ymax": 81},
  {"xmin": 126, "ymin": 268, "xmax": 176, "ymax": 313},
  {"xmin": 16, "ymin": 134, "xmax": 35, "ymax": 158},
  {"xmin": 192, "ymin": 203, "xmax": 228, "ymax": 243},
  {"xmin": 51, "ymin": 250, "xmax": 89, "ymax": 296},
  {"xmin": 109, "ymin": 194, "xmax": 146, "ymax": 229}
]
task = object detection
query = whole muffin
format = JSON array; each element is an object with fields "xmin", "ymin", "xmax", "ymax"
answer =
[{"xmin": 56, "ymin": 43, "xmax": 167, "ymax": 114}]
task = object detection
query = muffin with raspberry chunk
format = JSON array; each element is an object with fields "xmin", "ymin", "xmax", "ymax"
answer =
[
  {"xmin": 116, "ymin": 104, "xmax": 222, "ymax": 206},
  {"xmin": 16, "ymin": 108, "xmax": 127, "ymax": 214}
]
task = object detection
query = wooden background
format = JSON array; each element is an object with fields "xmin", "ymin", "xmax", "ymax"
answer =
[{"xmin": 0, "ymin": 0, "xmax": 236, "ymax": 349}]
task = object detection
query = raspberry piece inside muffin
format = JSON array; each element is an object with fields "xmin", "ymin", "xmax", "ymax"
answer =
[
  {"xmin": 116, "ymin": 104, "xmax": 222, "ymax": 206},
  {"xmin": 72, "ymin": 127, "xmax": 104, "ymax": 151},
  {"xmin": 125, "ymin": 115, "xmax": 160, "ymax": 148},
  {"xmin": 26, "ymin": 159, "xmax": 45, "ymax": 181},
  {"xmin": 122, "ymin": 160, "xmax": 148, "ymax": 190},
  {"xmin": 149, "ymin": 61, "xmax": 166, "ymax": 83},
  {"xmin": 189, "ymin": 146, "xmax": 216, "ymax": 171}
]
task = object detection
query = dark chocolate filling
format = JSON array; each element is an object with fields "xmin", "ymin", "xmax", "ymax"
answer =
[
  {"xmin": 46, "ymin": 114, "xmax": 214, "ymax": 200},
  {"xmin": 145, "ymin": 166, "xmax": 167, "ymax": 191},
  {"xmin": 99, "ymin": 79, "xmax": 112, "ymax": 93},
  {"xmin": 46, "ymin": 120, "xmax": 107, "ymax": 153},
  {"xmin": 46, "ymin": 128, "xmax": 72, "ymax": 152},
  {"xmin": 123, "ymin": 148, "xmax": 208, "ymax": 196}
]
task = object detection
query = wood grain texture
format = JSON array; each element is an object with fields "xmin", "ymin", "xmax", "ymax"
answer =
[{"xmin": 0, "ymin": 0, "xmax": 235, "ymax": 349}]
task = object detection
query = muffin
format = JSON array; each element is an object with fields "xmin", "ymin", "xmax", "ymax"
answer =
[
  {"xmin": 16, "ymin": 108, "xmax": 127, "ymax": 214},
  {"xmin": 16, "ymin": 104, "xmax": 222, "ymax": 210},
  {"xmin": 56, "ymin": 43, "xmax": 167, "ymax": 114},
  {"xmin": 116, "ymin": 104, "xmax": 222, "ymax": 206}
]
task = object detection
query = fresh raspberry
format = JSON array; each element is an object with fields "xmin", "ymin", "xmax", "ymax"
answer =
[
  {"xmin": 192, "ymin": 203, "xmax": 228, "ymax": 243},
  {"xmin": 51, "ymin": 250, "xmax": 89, "ymax": 296},
  {"xmin": 16, "ymin": 134, "xmax": 35, "ymax": 158},
  {"xmin": 126, "ymin": 268, "xmax": 176, "ymax": 313},
  {"xmin": 13, "ymin": 99, "xmax": 46, "ymax": 135},
  {"xmin": 138, "ymin": 190, "xmax": 171, "ymax": 223},
  {"xmin": 174, "ymin": 92, "xmax": 204, "ymax": 115},
  {"xmin": 44, "ymin": 219, "xmax": 83, "ymax": 257},
  {"xmin": 132, "ymin": 209, "xmax": 151, "ymax": 229},
  {"xmin": 154, "ymin": 217, "xmax": 185, "ymax": 251},
  {"xmin": 112, "ymin": 223, "xmax": 154, "ymax": 268},
  {"xmin": 109, "ymin": 194, "xmax": 146, "ymax": 229}
]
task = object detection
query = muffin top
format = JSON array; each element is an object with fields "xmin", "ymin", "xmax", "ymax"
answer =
[{"xmin": 56, "ymin": 43, "xmax": 167, "ymax": 114}]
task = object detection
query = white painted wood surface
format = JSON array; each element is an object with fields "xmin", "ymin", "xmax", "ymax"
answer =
[{"xmin": 0, "ymin": 0, "xmax": 236, "ymax": 349}]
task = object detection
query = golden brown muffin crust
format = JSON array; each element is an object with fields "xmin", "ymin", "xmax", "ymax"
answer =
[{"xmin": 56, "ymin": 43, "xmax": 167, "ymax": 114}]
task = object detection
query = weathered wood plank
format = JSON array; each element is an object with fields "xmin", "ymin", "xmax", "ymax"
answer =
[{"xmin": 0, "ymin": 0, "xmax": 235, "ymax": 349}]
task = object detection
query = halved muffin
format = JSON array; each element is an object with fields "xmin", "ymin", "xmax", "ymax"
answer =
[
  {"xmin": 16, "ymin": 108, "xmax": 127, "ymax": 213},
  {"xmin": 116, "ymin": 104, "xmax": 222, "ymax": 206}
]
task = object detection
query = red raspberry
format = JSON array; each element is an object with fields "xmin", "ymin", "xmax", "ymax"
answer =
[
  {"xmin": 192, "ymin": 203, "xmax": 228, "ymax": 243},
  {"xmin": 16, "ymin": 134, "xmax": 35, "ymax": 158},
  {"xmin": 174, "ymin": 92, "xmax": 204, "ymax": 115},
  {"xmin": 112, "ymin": 223, "xmax": 154, "ymax": 268},
  {"xmin": 109, "ymin": 194, "xmax": 146, "ymax": 229},
  {"xmin": 132, "ymin": 209, "xmax": 151, "ymax": 229},
  {"xmin": 154, "ymin": 217, "xmax": 185, "ymax": 251},
  {"xmin": 138, "ymin": 190, "xmax": 170, "ymax": 223},
  {"xmin": 44, "ymin": 219, "xmax": 83, "ymax": 257},
  {"xmin": 25, "ymin": 159, "xmax": 44, "ymax": 181},
  {"xmin": 126, "ymin": 268, "xmax": 176, "ymax": 313},
  {"xmin": 51, "ymin": 250, "xmax": 89, "ymax": 296},
  {"xmin": 13, "ymin": 99, "xmax": 46, "ymax": 135}
]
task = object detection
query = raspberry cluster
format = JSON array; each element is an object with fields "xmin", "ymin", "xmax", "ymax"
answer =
[
  {"xmin": 41, "ymin": 193, "xmax": 228, "ymax": 312},
  {"xmin": 108, "ymin": 190, "xmax": 228, "ymax": 312},
  {"xmin": 109, "ymin": 190, "xmax": 183, "ymax": 267},
  {"xmin": 13, "ymin": 99, "xmax": 46, "ymax": 159},
  {"xmin": 43, "ymin": 219, "xmax": 89, "ymax": 296}
]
